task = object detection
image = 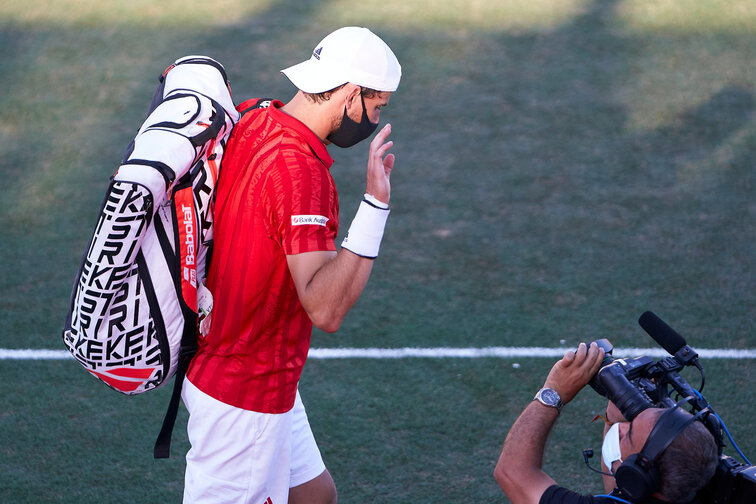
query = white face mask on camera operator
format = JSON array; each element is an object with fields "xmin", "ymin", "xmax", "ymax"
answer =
[{"xmin": 602, "ymin": 422, "xmax": 624, "ymax": 472}]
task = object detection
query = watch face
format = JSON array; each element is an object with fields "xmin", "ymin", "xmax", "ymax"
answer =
[{"xmin": 541, "ymin": 389, "xmax": 559, "ymax": 405}]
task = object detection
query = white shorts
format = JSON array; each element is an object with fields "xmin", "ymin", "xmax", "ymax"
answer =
[{"xmin": 182, "ymin": 378, "xmax": 326, "ymax": 504}]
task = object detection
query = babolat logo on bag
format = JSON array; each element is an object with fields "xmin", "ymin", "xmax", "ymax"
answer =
[{"xmin": 61, "ymin": 55, "xmax": 269, "ymax": 458}]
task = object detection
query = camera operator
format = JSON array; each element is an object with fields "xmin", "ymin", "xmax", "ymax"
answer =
[{"xmin": 494, "ymin": 342, "xmax": 719, "ymax": 504}]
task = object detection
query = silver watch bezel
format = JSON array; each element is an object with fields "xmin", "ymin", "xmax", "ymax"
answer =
[{"xmin": 534, "ymin": 387, "xmax": 563, "ymax": 412}]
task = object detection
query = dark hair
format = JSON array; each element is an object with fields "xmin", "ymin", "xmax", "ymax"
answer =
[
  {"xmin": 303, "ymin": 84, "xmax": 380, "ymax": 104},
  {"xmin": 657, "ymin": 419, "xmax": 719, "ymax": 502}
]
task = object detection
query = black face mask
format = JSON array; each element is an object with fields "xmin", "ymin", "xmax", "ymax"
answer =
[{"xmin": 327, "ymin": 92, "xmax": 378, "ymax": 148}]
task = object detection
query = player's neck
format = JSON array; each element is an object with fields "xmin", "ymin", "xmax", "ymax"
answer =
[{"xmin": 280, "ymin": 91, "xmax": 338, "ymax": 144}]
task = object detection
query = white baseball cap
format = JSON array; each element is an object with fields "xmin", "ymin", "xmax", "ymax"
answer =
[{"xmin": 281, "ymin": 27, "xmax": 401, "ymax": 94}]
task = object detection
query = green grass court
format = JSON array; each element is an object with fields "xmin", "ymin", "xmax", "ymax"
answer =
[{"xmin": 1, "ymin": 1, "xmax": 754, "ymax": 502}]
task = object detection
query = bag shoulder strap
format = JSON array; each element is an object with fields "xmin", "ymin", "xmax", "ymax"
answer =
[
  {"xmin": 153, "ymin": 316, "xmax": 196, "ymax": 458},
  {"xmin": 154, "ymin": 180, "xmax": 200, "ymax": 459}
]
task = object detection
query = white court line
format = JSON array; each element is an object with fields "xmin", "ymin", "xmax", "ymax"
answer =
[
  {"xmin": 2, "ymin": 347, "xmax": 756, "ymax": 360},
  {"xmin": 309, "ymin": 347, "xmax": 756, "ymax": 359}
]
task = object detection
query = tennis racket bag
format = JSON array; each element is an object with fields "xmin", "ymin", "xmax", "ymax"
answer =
[{"xmin": 62, "ymin": 55, "xmax": 240, "ymax": 457}]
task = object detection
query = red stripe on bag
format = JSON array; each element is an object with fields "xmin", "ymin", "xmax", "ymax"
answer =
[
  {"xmin": 106, "ymin": 367, "xmax": 157, "ymax": 379},
  {"xmin": 162, "ymin": 63, "xmax": 176, "ymax": 78},
  {"xmin": 175, "ymin": 187, "xmax": 198, "ymax": 312},
  {"xmin": 89, "ymin": 370, "xmax": 144, "ymax": 393}
]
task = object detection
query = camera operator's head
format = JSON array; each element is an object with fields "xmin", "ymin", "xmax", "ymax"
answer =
[{"xmin": 609, "ymin": 406, "xmax": 719, "ymax": 503}]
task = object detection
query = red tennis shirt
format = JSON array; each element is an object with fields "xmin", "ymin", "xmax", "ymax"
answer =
[{"xmin": 186, "ymin": 99, "xmax": 338, "ymax": 413}]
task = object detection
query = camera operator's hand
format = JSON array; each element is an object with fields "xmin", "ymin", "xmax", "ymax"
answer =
[{"xmin": 543, "ymin": 342, "xmax": 605, "ymax": 405}]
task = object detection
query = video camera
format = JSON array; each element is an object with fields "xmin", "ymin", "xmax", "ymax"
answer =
[{"xmin": 588, "ymin": 311, "xmax": 756, "ymax": 504}]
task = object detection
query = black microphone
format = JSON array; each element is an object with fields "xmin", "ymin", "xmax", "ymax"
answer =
[
  {"xmin": 638, "ymin": 311, "xmax": 699, "ymax": 366},
  {"xmin": 583, "ymin": 449, "xmax": 613, "ymax": 476},
  {"xmin": 638, "ymin": 311, "xmax": 686, "ymax": 355}
]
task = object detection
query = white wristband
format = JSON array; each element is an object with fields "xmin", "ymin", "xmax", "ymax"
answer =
[
  {"xmin": 362, "ymin": 193, "xmax": 389, "ymax": 210},
  {"xmin": 341, "ymin": 194, "xmax": 390, "ymax": 258}
]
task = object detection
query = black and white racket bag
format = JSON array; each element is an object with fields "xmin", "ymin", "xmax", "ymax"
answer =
[{"xmin": 62, "ymin": 55, "xmax": 243, "ymax": 457}]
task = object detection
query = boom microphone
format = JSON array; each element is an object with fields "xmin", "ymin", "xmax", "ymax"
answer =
[
  {"xmin": 638, "ymin": 311, "xmax": 700, "ymax": 368},
  {"xmin": 638, "ymin": 311, "xmax": 686, "ymax": 355}
]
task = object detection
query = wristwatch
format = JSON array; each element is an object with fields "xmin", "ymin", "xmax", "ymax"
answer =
[{"xmin": 534, "ymin": 388, "xmax": 563, "ymax": 413}]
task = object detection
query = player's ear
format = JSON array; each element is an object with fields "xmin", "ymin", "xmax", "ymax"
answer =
[{"xmin": 344, "ymin": 84, "xmax": 361, "ymax": 107}]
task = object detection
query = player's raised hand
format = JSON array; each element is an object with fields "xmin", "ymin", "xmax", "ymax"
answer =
[{"xmin": 365, "ymin": 123, "xmax": 394, "ymax": 205}]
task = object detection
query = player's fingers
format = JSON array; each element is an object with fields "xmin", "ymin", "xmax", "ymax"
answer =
[
  {"xmin": 371, "ymin": 123, "xmax": 392, "ymax": 149},
  {"xmin": 372, "ymin": 140, "xmax": 394, "ymax": 163},
  {"xmin": 369, "ymin": 126, "xmax": 391, "ymax": 158},
  {"xmin": 383, "ymin": 153, "xmax": 395, "ymax": 173}
]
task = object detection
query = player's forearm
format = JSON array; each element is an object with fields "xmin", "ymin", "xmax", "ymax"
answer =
[
  {"xmin": 304, "ymin": 192, "xmax": 390, "ymax": 332},
  {"xmin": 298, "ymin": 249, "xmax": 374, "ymax": 333},
  {"xmin": 289, "ymin": 191, "xmax": 390, "ymax": 332}
]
